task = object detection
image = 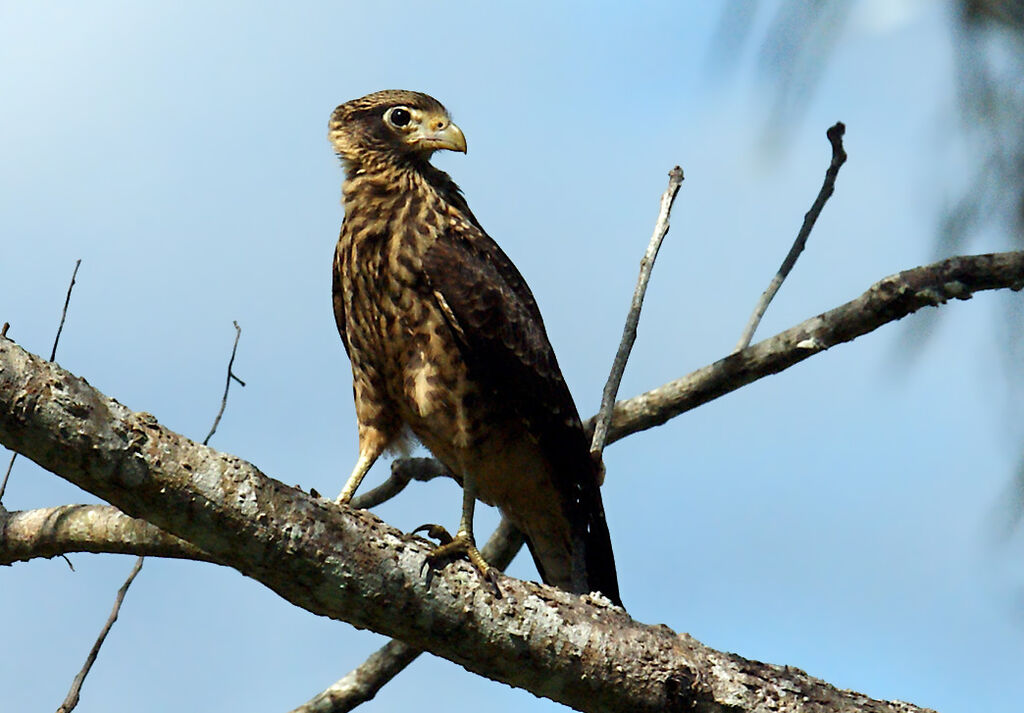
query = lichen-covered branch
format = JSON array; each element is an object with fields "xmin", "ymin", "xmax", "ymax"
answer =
[
  {"xmin": 0, "ymin": 337, "xmax": 934, "ymax": 713},
  {"xmin": 289, "ymin": 518, "xmax": 524, "ymax": 713}
]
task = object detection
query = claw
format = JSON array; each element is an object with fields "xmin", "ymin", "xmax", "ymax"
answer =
[
  {"xmin": 412, "ymin": 523, "xmax": 454, "ymax": 546},
  {"xmin": 412, "ymin": 524, "xmax": 501, "ymax": 595}
]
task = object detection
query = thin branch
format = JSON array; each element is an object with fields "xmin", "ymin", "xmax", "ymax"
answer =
[
  {"xmin": 203, "ymin": 321, "xmax": 245, "ymax": 446},
  {"xmin": 597, "ymin": 251, "xmax": 1024, "ymax": 445},
  {"xmin": 0, "ymin": 260, "xmax": 81, "ymax": 503},
  {"xmin": 734, "ymin": 122, "xmax": 847, "ymax": 352},
  {"xmin": 0, "ymin": 453, "xmax": 14, "ymax": 506},
  {"xmin": 50, "ymin": 259, "xmax": 82, "ymax": 362},
  {"xmin": 0, "ymin": 504, "xmax": 216, "ymax": 565},
  {"xmin": 55, "ymin": 556, "xmax": 144, "ymax": 713},
  {"xmin": 289, "ymin": 518, "xmax": 524, "ymax": 713},
  {"xmin": 590, "ymin": 166, "xmax": 684, "ymax": 460},
  {"xmin": 291, "ymin": 640, "xmax": 420, "ymax": 713}
]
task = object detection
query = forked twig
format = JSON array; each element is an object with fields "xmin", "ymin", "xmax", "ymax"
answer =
[
  {"xmin": 734, "ymin": 122, "xmax": 847, "ymax": 352},
  {"xmin": 203, "ymin": 321, "xmax": 245, "ymax": 446},
  {"xmin": 55, "ymin": 556, "xmax": 144, "ymax": 713},
  {"xmin": 590, "ymin": 167, "xmax": 684, "ymax": 460}
]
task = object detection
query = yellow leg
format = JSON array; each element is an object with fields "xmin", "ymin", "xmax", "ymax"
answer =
[
  {"xmin": 413, "ymin": 473, "xmax": 494, "ymax": 581},
  {"xmin": 336, "ymin": 449, "xmax": 377, "ymax": 504}
]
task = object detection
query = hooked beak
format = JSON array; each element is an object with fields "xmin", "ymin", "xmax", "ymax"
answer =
[{"xmin": 411, "ymin": 116, "xmax": 467, "ymax": 154}]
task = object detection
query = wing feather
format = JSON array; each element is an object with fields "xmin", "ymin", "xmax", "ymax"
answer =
[{"xmin": 422, "ymin": 224, "xmax": 621, "ymax": 605}]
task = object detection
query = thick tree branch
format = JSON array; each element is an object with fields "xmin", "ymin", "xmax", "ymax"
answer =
[
  {"xmin": 0, "ymin": 336, "xmax": 937, "ymax": 713},
  {"xmin": 290, "ymin": 518, "xmax": 525, "ymax": 713},
  {"xmin": 0, "ymin": 504, "xmax": 214, "ymax": 565},
  {"xmin": 0, "ymin": 337, "xmax": 937, "ymax": 712},
  {"xmin": 593, "ymin": 250, "xmax": 1024, "ymax": 444}
]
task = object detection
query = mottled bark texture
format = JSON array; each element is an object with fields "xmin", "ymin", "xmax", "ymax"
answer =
[
  {"xmin": 288, "ymin": 518, "xmax": 525, "ymax": 713},
  {"xmin": 0, "ymin": 339, "xmax": 956, "ymax": 713}
]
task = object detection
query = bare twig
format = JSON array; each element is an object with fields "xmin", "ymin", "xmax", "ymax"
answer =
[
  {"xmin": 55, "ymin": 556, "xmax": 144, "ymax": 713},
  {"xmin": 590, "ymin": 167, "xmax": 684, "ymax": 460},
  {"xmin": 202, "ymin": 321, "xmax": 245, "ymax": 446},
  {"xmin": 734, "ymin": 122, "xmax": 847, "ymax": 352},
  {"xmin": 1, "ymin": 259, "xmax": 81, "ymax": 503},
  {"xmin": 50, "ymin": 259, "xmax": 81, "ymax": 362},
  {"xmin": 0, "ymin": 453, "xmax": 15, "ymax": 506},
  {"xmin": 289, "ymin": 518, "xmax": 524, "ymax": 713}
]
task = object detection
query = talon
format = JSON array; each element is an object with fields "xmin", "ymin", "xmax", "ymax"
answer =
[
  {"xmin": 415, "ymin": 528, "xmax": 500, "ymax": 594},
  {"xmin": 411, "ymin": 523, "xmax": 454, "ymax": 545}
]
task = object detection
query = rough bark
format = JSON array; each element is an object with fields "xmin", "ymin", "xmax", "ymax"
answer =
[{"xmin": 0, "ymin": 337, "xmax": 936, "ymax": 713}]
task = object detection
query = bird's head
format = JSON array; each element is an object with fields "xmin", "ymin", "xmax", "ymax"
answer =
[{"xmin": 329, "ymin": 90, "xmax": 467, "ymax": 169}]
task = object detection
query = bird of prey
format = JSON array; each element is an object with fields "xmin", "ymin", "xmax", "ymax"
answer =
[{"xmin": 328, "ymin": 89, "xmax": 621, "ymax": 607}]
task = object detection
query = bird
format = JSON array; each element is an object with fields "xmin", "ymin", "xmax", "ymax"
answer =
[{"xmin": 328, "ymin": 89, "xmax": 621, "ymax": 607}]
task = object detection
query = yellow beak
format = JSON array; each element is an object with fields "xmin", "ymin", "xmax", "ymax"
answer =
[{"xmin": 411, "ymin": 116, "xmax": 467, "ymax": 154}]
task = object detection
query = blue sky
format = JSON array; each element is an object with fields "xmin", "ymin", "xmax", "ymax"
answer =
[{"xmin": 2, "ymin": 2, "xmax": 1022, "ymax": 712}]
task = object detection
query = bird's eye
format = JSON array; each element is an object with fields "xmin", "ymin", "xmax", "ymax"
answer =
[{"xmin": 386, "ymin": 107, "xmax": 412, "ymax": 128}]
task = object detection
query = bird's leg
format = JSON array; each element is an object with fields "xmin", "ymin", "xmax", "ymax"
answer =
[
  {"xmin": 413, "ymin": 473, "xmax": 494, "ymax": 581},
  {"xmin": 342, "ymin": 432, "xmax": 393, "ymax": 504},
  {"xmin": 336, "ymin": 429, "xmax": 388, "ymax": 504},
  {"xmin": 335, "ymin": 451, "xmax": 375, "ymax": 504}
]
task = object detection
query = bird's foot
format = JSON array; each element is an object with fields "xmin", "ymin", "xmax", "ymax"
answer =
[{"xmin": 412, "ymin": 524, "xmax": 499, "ymax": 589}]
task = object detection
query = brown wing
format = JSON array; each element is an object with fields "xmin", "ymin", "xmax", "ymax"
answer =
[
  {"xmin": 331, "ymin": 240, "xmax": 350, "ymax": 356},
  {"xmin": 422, "ymin": 224, "xmax": 621, "ymax": 606}
]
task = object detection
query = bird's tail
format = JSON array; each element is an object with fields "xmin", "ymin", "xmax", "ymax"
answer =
[
  {"xmin": 519, "ymin": 453, "xmax": 622, "ymax": 608},
  {"xmin": 579, "ymin": 483, "xmax": 622, "ymax": 607}
]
